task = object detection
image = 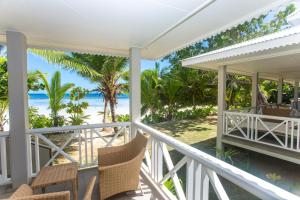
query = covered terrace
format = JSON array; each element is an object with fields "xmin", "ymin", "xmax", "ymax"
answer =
[{"xmin": 0, "ymin": 0, "xmax": 299, "ymax": 199}]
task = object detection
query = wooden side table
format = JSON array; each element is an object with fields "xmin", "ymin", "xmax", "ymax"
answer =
[{"xmin": 31, "ymin": 163, "xmax": 78, "ymax": 200}]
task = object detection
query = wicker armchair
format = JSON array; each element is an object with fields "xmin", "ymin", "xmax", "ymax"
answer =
[
  {"xmin": 6, "ymin": 184, "xmax": 70, "ymax": 200},
  {"xmin": 98, "ymin": 133, "xmax": 149, "ymax": 200}
]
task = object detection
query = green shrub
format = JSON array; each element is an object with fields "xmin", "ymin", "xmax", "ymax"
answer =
[
  {"xmin": 29, "ymin": 107, "xmax": 52, "ymax": 128},
  {"xmin": 143, "ymin": 106, "xmax": 216, "ymax": 124},
  {"xmin": 164, "ymin": 178, "xmax": 183, "ymax": 196},
  {"xmin": 116, "ymin": 114, "xmax": 130, "ymax": 122}
]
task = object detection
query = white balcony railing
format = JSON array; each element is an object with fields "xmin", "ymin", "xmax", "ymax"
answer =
[
  {"xmin": 0, "ymin": 131, "xmax": 9, "ymax": 185},
  {"xmin": 26, "ymin": 122, "xmax": 131, "ymax": 176},
  {"xmin": 223, "ymin": 111, "xmax": 300, "ymax": 152},
  {"xmin": 1, "ymin": 122, "xmax": 300, "ymax": 199},
  {"xmin": 135, "ymin": 121, "xmax": 300, "ymax": 200}
]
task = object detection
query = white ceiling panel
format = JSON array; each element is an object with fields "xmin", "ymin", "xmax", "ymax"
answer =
[{"xmin": 0, "ymin": 0, "xmax": 288, "ymax": 58}]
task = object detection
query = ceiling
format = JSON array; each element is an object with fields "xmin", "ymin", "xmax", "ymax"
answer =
[{"xmin": 0, "ymin": 0, "xmax": 288, "ymax": 59}]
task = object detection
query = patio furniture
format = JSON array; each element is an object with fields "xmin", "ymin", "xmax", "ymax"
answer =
[
  {"xmin": 262, "ymin": 107, "xmax": 291, "ymax": 118},
  {"xmin": 98, "ymin": 133, "xmax": 149, "ymax": 200},
  {"xmin": 31, "ymin": 163, "xmax": 78, "ymax": 200},
  {"xmin": 83, "ymin": 176, "xmax": 96, "ymax": 200},
  {"xmin": 7, "ymin": 184, "xmax": 70, "ymax": 200}
]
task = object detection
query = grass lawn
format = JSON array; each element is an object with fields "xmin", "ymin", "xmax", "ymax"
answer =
[
  {"xmin": 150, "ymin": 115, "xmax": 300, "ymax": 199},
  {"xmin": 151, "ymin": 115, "xmax": 217, "ymax": 155}
]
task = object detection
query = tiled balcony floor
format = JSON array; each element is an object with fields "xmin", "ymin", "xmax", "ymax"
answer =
[{"xmin": 0, "ymin": 167, "xmax": 153, "ymax": 200}]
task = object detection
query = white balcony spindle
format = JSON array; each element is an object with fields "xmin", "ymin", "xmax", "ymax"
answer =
[
  {"xmin": 297, "ymin": 122, "xmax": 300, "ymax": 150},
  {"xmin": 201, "ymin": 168, "xmax": 209, "ymax": 200},
  {"xmin": 34, "ymin": 136, "xmax": 40, "ymax": 173},
  {"xmin": 90, "ymin": 130, "xmax": 94, "ymax": 165},
  {"xmin": 84, "ymin": 130, "xmax": 88, "ymax": 165},
  {"xmin": 0, "ymin": 137, "xmax": 7, "ymax": 181},
  {"xmin": 26, "ymin": 135, "xmax": 33, "ymax": 177},
  {"xmin": 186, "ymin": 159, "xmax": 195, "ymax": 200},
  {"xmin": 78, "ymin": 130, "xmax": 82, "ymax": 166},
  {"xmin": 193, "ymin": 161, "xmax": 202, "ymax": 200},
  {"xmin": 291, "ymin": 121, "xmax": 295, "ymax": 149},
  {"xmin": 285, "ymin": 121, "xmax": 289, "ymax": 148}
]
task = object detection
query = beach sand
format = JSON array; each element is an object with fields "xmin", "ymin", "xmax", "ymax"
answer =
[{"xmin": 2, "ymin": 97, "xmax": 129, "ymax": 130}]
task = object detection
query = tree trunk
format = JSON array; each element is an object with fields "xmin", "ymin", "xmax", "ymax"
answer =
[
  {"xmin": 109, "ymin": 100, "xmax": 116, "ymax": 123},
  {"xmin": 109, "ymin": 99, "xmax": 119, "ymax": 133},
  {"xmin": 53, "ymin": 112, "xmax": 59, "ymax": 127},
  {"xmin": 192, "ymin": 93, "xmax": 196, "ymax": 109},
  {"xmin": 103, "ymin": 99, "xmax": 108, "ymax": 123}
]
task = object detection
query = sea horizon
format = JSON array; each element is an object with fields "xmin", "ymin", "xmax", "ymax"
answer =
[
  {"xmin": 26, "ymin": 92, "xmax": 130, "ymax": 129},
  {"xmin": 28, "ymin": 92, "xmax": 129, "ymax": 99}
]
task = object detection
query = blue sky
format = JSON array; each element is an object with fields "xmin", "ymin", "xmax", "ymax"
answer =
[{"xmin": 28, "ymin": 52, "xmax": 170, "ymax": 91}]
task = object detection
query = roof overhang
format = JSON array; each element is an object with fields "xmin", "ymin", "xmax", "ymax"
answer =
[
  {"xmin": 182, "ymin": 25, "xmax": 300, "ymax": 82},
  {"xmin": 0, "ymin": 0, "xmax": 289, "ymax": 59}
]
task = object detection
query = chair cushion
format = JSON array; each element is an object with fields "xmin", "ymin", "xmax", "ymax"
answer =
[{"xmin": 9, "ymin": 184, "xmax": 33, "ymax": 199}]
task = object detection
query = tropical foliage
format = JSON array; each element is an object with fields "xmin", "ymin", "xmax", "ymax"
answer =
[
  {"xmin": 37, "ymin": 71, "xmax": 74, "ymax": 127},
  {"xmin": 30, "ymin": 51, "xmax": 128, "ymax": 124},
  {"xmin": 28, "ymin": 107, "xmax": 52, "ymax": 129},
  {"xmin": 139, "ymin": 4, "xmax": 296, "ymax": 123},
  {"xmin": 0, "ymin": 57, "xmax": 45, "ymax": 130},
  {"xmin": 66, "ymin": 87, "xmax": 90, "ymax": 125}
]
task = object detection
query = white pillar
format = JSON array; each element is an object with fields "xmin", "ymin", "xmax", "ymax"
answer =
[
  {"xmin": 129, "ymin": 47, "xmax": 141, "ymax": 138},
  {"xmin": 252, "ymin": 72, "xmax": 258, "ymax": 112},
  {"xmin": 294, "ymin": 80, "xmax": 299, "ymax": 100},
  {"xmin": 217, "ymin": 66, "xmax": 226, "ymax": 152},
  {"xmin": 294, "ymin": 80, "xmax": 299, "ymax": 110},
  {"xmin": 6, "ymin": 31, "xmax": 29, "ymax": 188},
  {"xmin": 277, "ymin": 77, "xmax": 283, "ymax": 105}
]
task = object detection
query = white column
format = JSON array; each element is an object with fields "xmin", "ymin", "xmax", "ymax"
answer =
[
  {"xmin": 294, "ymin": 80, "xmax": 299, "ymax": 110},
  {"xmin": 129, "ymin": 47, "xmax": 141, "ymax": 138},
  {"xmin": 294, "ymin": 80, "xmax": 299, "ymax": 100},
  {"xmin": 252, "ymin": 72, "xmax": 258, "ymax": 112},
  {"xmin": 217, "ymin": 66, "xmax": 226, "ymax": 152},
  {"xmin": 277, "ymin": 77, "xmax": 283, "ymax": 105},
  {"xmin": 6, "ymin": 31, "xmax": 29, "ymax": 188}
]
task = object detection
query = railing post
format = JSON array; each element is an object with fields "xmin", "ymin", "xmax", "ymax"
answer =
[
  {"xmin": 151, "ymin": 138, "xmax": 163, "ymax": 182},
  {"xmin": 90, "ymin": 129, "xmax": 94, "ymax": 165},
  {"xmin": 26, "ymin": 135, "xmax": 32, "ymax": 178},
  {"xmin": 186, "ymin": 159, "xmax": 195, "ymax": 200},
  {"xmin": 297, "ymin": 122, "xmax": 300, "ymax": 151},
  {"xmin": 201, "ymin": 167, "xmax": 209, "ymax": 200},
  {"xmin": 84, "ymin": 129, "xmax": 88, "ymax": 166},
  {"xmin": 78, "ymin": 130, "xmax": 82, "ymax": 167},
  {"xmin": 0, "ymin": 137, "xmax": 7, "ymax": 182},
  {"xmin": 34, "ymin": 136, "xmax": 40, "ymax": 173}
]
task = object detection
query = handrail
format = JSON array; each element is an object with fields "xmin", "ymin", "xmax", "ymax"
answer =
[
  {"xmin": 135, "ymin": 121, "xmax": 300, "ymax": 200},
  {"xmin": 0, "ymin": 131, "xmax": 9, "ymax": 137},
  {"xmin": 26, "ymin": 122, "xmax": 131, "ymax": 134},
  {"xmin": 224, "ymin": 110, "xmax": 300, "ymax": 122},
  {"xmin": 26, "ymin": 122, "xmax": 131, "ymax": 176}
]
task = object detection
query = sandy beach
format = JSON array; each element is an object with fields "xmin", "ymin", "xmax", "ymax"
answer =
[{"xmin": 2, "ymin": 94, "xmax": 130, "ymax": 131}]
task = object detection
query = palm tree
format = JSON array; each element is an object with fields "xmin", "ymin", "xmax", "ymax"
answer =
[
  {"xmin": 158, "ymin": 76, "xmax": 182, "ymax": 120},
  {"xmin": 31, "ymin": 50, "xmax": 128, "ymax": 124},
  {"xmin": 38, "ymin": 71, "xmax": 74, "ymax": 127},
  {"xmin": 141, "ymin": 67, "xmax": 160, "ymax": 116}
]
